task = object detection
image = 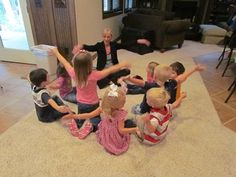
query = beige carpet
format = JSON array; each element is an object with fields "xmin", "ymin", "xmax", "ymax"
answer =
[{"xmin": 1, "ymin": 41, "xmax": 236, "ymax": 177}]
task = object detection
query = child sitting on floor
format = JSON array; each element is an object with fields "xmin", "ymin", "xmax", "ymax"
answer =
[
  {"xmin": 62, "ymin": 84, "xmax": 139, "ymax": 153},
  {"xmin": 118, "ymin": 61, "xmax": 159, "ymax": 94},
  {"xmin": 49, "ymin": 63, "xmax": 77, "ymax": 104},
  {"xmin": 96, "ymin": 84, "xmax": 140, "ymax": 155},
  {"xmin": 131, "ymin": 63, "xmax": 205, "ymax": 114},
  {"xmin": 169, "ymin": 61, "xmax": 185, "ymax": 100},
  {"xmin": 51, "ymin": 47, "xmax": 131, "ymax": 139},
  {"xmin": 29, "ymin": 68, "xmax": 71, "ymax": 123},
  {"xmin": 136, "ymin": 87, "xmax": 186, "ymax": 145}
]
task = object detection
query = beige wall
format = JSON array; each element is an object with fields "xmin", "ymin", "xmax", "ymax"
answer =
[{"xmin": 75, "ymin": 0, "xmax": 125, "ymax": 45}]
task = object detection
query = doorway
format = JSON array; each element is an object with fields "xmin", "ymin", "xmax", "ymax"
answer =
[{"xmin": 0, "ymin": 0, "xmax": 35, "ymax": 64}]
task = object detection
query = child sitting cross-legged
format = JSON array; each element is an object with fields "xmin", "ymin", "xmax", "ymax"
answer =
[
  {"xmin": 97, "ymin": 84, "xmax": 140, "ymax": 155},
  {"xmin": 29, "ymin": 68, "xmax": 72, "ymax": 123},
  {"xmin": 135, "ymin": 87, "xmax": 186, "ymax": 145},
  {"xmin": 51, "ymin": 47, "xmax": 131, "ymax": 139},
  {"xmin": 48, "ymin": 63, "xmax": 77, "ymax": 104},
  {"xmin": 118, "ymin": 61, "xmax": 159, "ymax": 95},
  {"xmin": 128, "ymin": 63, "xmax": 204, "ymax": 115},
  {"xmin": 62, "ymin": 84, "xmax": 140, "ymax": 154}
]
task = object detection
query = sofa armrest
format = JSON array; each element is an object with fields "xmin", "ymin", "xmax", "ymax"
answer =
[{"xmin": 163, "ymin": 20, "xmax": 191, "ymax": 34}]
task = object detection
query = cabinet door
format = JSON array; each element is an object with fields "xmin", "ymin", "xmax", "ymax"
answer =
[{"xmin": 27, "ymin": 0, "xmax": 77, "ymax": 58}]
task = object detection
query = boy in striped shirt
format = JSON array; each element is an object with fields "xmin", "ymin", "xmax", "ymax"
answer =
[{"xmin": 136, "ymin": 87, "xmax": 186, "ymax": 145}]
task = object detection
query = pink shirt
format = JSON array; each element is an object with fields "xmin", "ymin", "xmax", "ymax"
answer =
[
  {"xmin": 147, "ymin": 72, "xmax": 154, "ymax": 83},
  {"xmin": 68, "ymin": 68, "xmax": 103, "ymax": 104},
  {"xmin": 57, "ymin": 75, "xmax": 72, "ymax": 98}
]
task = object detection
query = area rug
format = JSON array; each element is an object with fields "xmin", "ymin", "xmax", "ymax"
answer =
[{"xmin": 1, "ymin": 42, "xmax": 236, "ymax": 177}]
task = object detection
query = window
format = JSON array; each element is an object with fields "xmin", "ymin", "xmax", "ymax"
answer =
[
  {"xmin": 124, "ymin": 0, "xmax": 136, "ymax": 13},
  {"xmin": 103, "ymin": 0, "xmax": 123, "ymax": 19}
]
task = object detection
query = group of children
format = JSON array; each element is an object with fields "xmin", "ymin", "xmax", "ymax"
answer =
[{"xmin": 28, "ymin": 28, "xmax": 205, "ymax": 155}]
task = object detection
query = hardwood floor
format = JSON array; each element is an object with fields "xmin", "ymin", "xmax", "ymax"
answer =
[
  {"xmin": 0, "ymin": 42, "xmax": 236, "ymax": 134},
  {"xmin": 193, "ymin": 51, "xmax": 236, "ymax": 132},
  {"xmin": 0, "ymin": 62, "xmax": 36, "ymax": 133}
]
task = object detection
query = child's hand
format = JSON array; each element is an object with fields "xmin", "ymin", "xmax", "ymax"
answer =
[
  {"xmin": 49, "ymin": 47, "xmax": 59, "ymax": 56},
  {"xmin": 72, "ymin": 44, "xmax": 82, "ymax": 55},
  {"xmin": 62, "ymin": 113, "xmax": 77, "ymax": 120},
  {"xmin": 117, "ymin": 75, "xmax": 130, "ymax": 84},
  {"xmin": 143, "ymin": 113, "xmax": 150, "ymax": 123},
  {"xmin": 123, "ymin": 75, "xmax": 131, "ymax": 81},
  {"xmin": 195, "ymin": 64, "xmax": 206, "ymax": 72},
  {"xmin": 58, "ymin": 105, "xmax": 71, "ymax": 113},
  {"xmin": 136, "ymin": 127, "xmax": 142, "ymax": 137}
]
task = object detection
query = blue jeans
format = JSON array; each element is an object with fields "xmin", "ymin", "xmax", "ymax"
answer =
[
  {"xmin": 127, "ymin": 84, "xmax": 146, "ymax": 95},
  {"xmin": 62, "ymin": 87, "xmax": 77, "ymax": 104},
  {"xmin": 75, "ymin": 102, "xmax": 101, "ymax": 131}
]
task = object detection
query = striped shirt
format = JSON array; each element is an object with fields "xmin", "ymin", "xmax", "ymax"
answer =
[{"xmin": 143, "ymin": 104, "xmax": 172, "ymax": 145}]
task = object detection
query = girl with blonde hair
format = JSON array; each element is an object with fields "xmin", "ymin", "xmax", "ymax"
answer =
[
  {"xmin": 96, "ymin": 84, "xmax": 140, "ymax": 155},
  {"xmin": 51, "ymin": 48, "xmax": 130, "ymax": 139}
]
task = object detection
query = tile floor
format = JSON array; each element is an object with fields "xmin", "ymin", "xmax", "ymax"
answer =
[{"xmin": 193, "ymin": 51, "xmax": 236, "ymax": 132}]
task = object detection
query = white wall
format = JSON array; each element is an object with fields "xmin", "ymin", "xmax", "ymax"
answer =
[
  {"xmin": 74, "ymin": 0, "xmax": 125, "ymax": 45},
  {"xmin": 0, "ymin": 1, "xmax": 124, "ymax": 64}
]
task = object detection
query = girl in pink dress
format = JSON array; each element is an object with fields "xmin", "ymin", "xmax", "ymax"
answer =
[
  {"xmin": 51, "ymin": 48, "xmax": 130, "ymax": 139},
  {"xmin": 96, "ymin": 84, "xmax": 140, "ymax": 155}
]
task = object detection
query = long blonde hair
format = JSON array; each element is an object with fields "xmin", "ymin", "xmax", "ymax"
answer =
[
  {"xmin": 146, "ymin": 87, "xmax": 170, "ymax": 109},
  {"xmin": 101, "ymin": 85, "xmax": 126, "ymax": 117},
  {"xmin": 72, "ymin": 52, "xmax": 93, "ymax": 87}
]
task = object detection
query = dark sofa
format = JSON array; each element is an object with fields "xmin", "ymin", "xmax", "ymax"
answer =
[{"xmin": 122, "ymin": 9, "xmax": 191, "ymax": 52}]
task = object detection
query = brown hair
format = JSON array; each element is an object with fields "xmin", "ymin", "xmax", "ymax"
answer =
[{"xmin": 72, "ymin": 52, "xmax": 93, "ymax": 87}]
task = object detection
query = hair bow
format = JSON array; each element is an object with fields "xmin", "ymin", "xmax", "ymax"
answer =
[{"xmin": 108, "ymin": 84, "xmax": 118, "ymax": 97}]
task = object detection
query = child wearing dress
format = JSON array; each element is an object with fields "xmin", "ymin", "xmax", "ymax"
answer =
[
  {"xmin": 51, "ymin": 48, "xmax": 131, "ymax": 139},
  {"xmin": 136, "ymin": 87, "xmax": 186, "ymax": 145},
  {"xmin": 29, "ymin": 68, "xmax": 71, "ymax": 123},
  {"xmin": 96, "ymin": 84, "xmax": 140, "ymax": 155},
  {"xmin": 49, "ymin": 63, "xmax": 77, "ymax": 104}
]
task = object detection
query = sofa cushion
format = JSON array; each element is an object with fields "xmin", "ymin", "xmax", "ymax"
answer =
[
  {"xmin": 164, "ymin": 20, "xmax": 191, "ymax": 34},
  {"xmin": 121, "ymin": 27, "xmax": 155, "ymax": 45},
  {"xmin": 200, "ymin": 24, "xmax": 227, "ymax": 36}
]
